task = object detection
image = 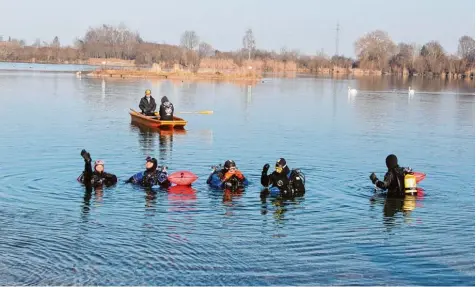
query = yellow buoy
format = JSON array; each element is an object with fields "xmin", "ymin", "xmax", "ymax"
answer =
[{"xmin": 404, "ymin": 174, "xmax": 417, "ymax": 195}]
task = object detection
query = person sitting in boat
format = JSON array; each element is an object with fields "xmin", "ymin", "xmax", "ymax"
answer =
[
  {"xmin": 159, "ymin": 96, "xmax": 174, "ymax": 120},
  {"xmin": 260, "ymin": 158, "xmax": 305, "ymax": 198},
  {"xmin": 77, "ymin": 149, "xmax": 117, "ymax": 188},
  {"xmin": 369, "ymin": 154, "xmax": 412, "ymax": 198},
  {"xmin": 139, "ymin": 89, "xmax": 157, "ymax": 116},
  {"xmin": 125, "ymin": 156, "xmax": 170, "ymax": 188},
  {"xmin": 206, "ymin": 160, "xmax": 249, "ymax": 190}
]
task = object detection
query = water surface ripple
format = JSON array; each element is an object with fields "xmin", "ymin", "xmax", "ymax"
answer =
[{"xmin": 0, "ymin": 70, "xmax": 474, "ymax": 285}]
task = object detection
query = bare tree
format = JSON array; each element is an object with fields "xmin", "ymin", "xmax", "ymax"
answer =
[
  {"xmin": 313, "ymin": 50, "xmax": 331, "ymax": 69},
  {"xmin": 242, "ymin": 28, "xmax": 256, "ymax": 60},
  {"xmin": 0, "ymin": 45, "xmax": 10, "ymax": 60},
  {"xmin": 331, "ymin": 55, "xmax": 352, "ymax": 69},
  {"xmin": 388, "ymin": 42, "xmax": 414, "ymax": 72},
  {"xmin": 80, "ymin": 24, "xmax": 142, "ymax": 59},
  {"xmin": 34, "ymin": 38, "xmax": 41, "ymax": 48},
  {"xmin": 420, "ymin": 41, "xmax": 446, "ymax": 74},
  {"xmin": 279, "ymin": 46, "xmax": 300, "ymax": 62},
  {"xmin": 180, "ymin": 31, "xmax": 199, "ymax": 50},
  {"xmin": 354, "ymin": 30, "xmax": 396, "ymax": 70},
  {"xmin": 198, "ymin": 42, "xmax": 214, "ymax": 58},
  {"xmin": 50, "ymin": 36, "xmax": 61, "ymax": 61},
  {"xmin": 411, "ymin": 43, "xmax": 421, "ymax": 66},
  {"xmin": 457, "ymin": 35, "xmax": 475, "ymax": 65},
  {"xmin": 51, "ymin": 36, "xmax": 60, "ymax": 48},
  {"xmin": 280, "ymin": 46, "xmax": 289, "ymax": 61}
]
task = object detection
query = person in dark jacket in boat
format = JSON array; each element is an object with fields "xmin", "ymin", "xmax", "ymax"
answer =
[
  {"xmin": 139, "ymin": 89, "xmax": 157, "ymax": 116},
  {"xmin": 370, "ymin": 154, "xmax": 410, "ymax": 198},
  {"xmin": 261, "ymin": 158, "xmax": 305, "ymax": 198},
  {"xmin": 125, "ymin": 156, "xmax": 170, "ymax": 188},
  {"xmin": 78, "ymin": 149, "xmax": 117, "ymax": 188},
  {"xmin": 159, "ymin": 96, "xmax": 174, "ymax": 120}
]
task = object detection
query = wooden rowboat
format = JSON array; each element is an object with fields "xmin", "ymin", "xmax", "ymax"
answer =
[{"xmin": 129, "ymin": 109, "xmax": 187, "ymax": 129}]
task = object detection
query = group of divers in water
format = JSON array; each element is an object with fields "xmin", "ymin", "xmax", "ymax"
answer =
[
  {"xmin": 78, "ymin": 89, "xmax": 419, "ymax": 200},
  {"xmin": 78, "ymin": 149, "xmax": 307, "ymax": 199}
]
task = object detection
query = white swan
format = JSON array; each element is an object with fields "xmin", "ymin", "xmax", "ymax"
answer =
[
  {"xmin": 408, "ymin": 86, "xmax": 415, "ymax": 96},
  {"xmin": 348, "ymin": 86, "xmax": 357, "ymax": 96}
]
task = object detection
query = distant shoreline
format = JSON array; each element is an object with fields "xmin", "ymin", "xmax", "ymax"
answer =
[
  {"xmin": 0, "ymin": 60, "xmax": 474, "ymax": 81},
  {"xmin": 83, "ymin": 69, "xmax": 262, "ymax": 81}
]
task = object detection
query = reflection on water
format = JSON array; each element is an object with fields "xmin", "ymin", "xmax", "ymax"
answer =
[
  {"xmin": 259, "ymin": 191, "xmax": 306, "ymax": 226},
  {"xmin": 130, "ymin": 123, "xmax": 157, "ymax": 155},
  {"xmin": 369, "ymin": 194, "xmax": 424, "ymax": 232},
  {"xmin": 129, "ymin": 122, "xmax": 188, "ymax": 161},
  {"xmin": 167, "ymin": 185, "xmax": 197, "ymax": 203},
  {"xmin": 222, "ymin": 188, "xmax": 244, "ymax": 204},
  {"xmin": 144, "ymin": 189, "xmax": 158, "ymax": 215},
  {"xmin": 353, "ymin": 76, "xmax": 475, "ymax": 94},
  {"xmin": 101, "ymin": 78, "xmax": 106, "ymax": 99},
  {"xmin": 165, "ymin": 186, "xmax": 197, "ymax": 245}
]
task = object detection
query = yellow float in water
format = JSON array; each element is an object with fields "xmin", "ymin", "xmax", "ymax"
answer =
[{"xmin": 404, "ymin": 173, "xmax": 417, "ymax": 196}]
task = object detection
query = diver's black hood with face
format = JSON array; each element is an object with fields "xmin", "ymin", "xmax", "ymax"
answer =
[
  {"xmin": 161, "ymin": 96, "xmax": 169, "ymax": 104},
  {"xmin": 276, "ymin": 165, "xmax": 290, "ymax": 176},
  {"xmin": 146, "ymin": 158, "xmax": 158, "ymax": 173},
  {"xmin": 386, "ymin": 154, "xmax": 398, "ymax": 169}
]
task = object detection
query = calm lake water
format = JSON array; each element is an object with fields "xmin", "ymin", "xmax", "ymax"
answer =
[{"xmin": 0, "ymin": 65, "xmax": 474, "ymax": 285}]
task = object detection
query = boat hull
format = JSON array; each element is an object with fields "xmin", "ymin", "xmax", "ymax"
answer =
[{"xmin": 129, "ymin": 109, "xmax": 187, "ymax": 129}]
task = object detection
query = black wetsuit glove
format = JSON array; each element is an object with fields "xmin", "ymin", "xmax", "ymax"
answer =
[
  {"xmin": 369, "ymin": 173, "xmax": 378, "ymax": 184},
  {"xmin": 262, "ymin": 164, "xmax": 270, "ymax": 174},
  {"xmin": 81, "ymin": 149, "xmax": 91, "ymax": 163}
]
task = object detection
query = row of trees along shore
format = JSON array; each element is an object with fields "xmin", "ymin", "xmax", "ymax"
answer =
[{"xmin": 0, "ymin": 24, "xmax": 474, "ymax": 78}]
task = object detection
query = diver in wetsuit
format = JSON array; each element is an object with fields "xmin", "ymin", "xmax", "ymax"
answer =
[
  {"xmin": 159, "ymin": 96, "xmax": 174, "ymax": 120},
  {"xmin": 369, "ymin": 154, "xmax": 409, "ymax": 198},
  {"xmin": 260, "ymin": 158, "xmax": 305, "ymax": 198},
  {"xmin": 77, "ymin": 149, "xmax": 117, "ymax": 188},
  {"xmin": 207, "ymin": 160, "xmax": 248, "ymax": 190},
  {"xmin": 125, "ymin": 156, "xmax": 170, "ymax": 188}
]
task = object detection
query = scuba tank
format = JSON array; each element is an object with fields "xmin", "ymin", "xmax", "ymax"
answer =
[
  {"xmin": 404, "ymin": 172, "xmax": 417, "ymax": 196},
  {"xmin": 289, "ymin": 169, "xmax": 306, "ymax": 196},
  {"xmin": 157, "ymin": 166, "xmax": 169, "ymax": 184}
]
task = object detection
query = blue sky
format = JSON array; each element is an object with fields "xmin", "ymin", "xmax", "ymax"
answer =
[{"xmin": 0, "ymin": 0, "xmax": 474, "ymax": 57}]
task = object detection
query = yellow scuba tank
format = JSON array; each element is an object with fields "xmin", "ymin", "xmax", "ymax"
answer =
[{"xmin": 404, "ymin": 173, "xmax": 417, "ymax": 195}]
